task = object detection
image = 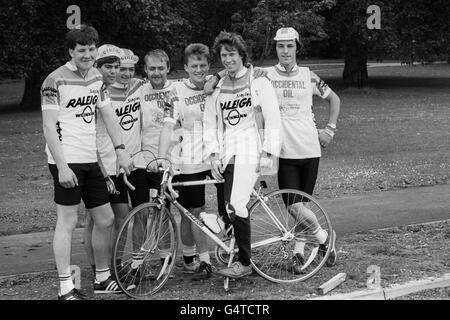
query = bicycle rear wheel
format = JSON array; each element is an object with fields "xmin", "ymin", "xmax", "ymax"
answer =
[
  {"xmin": 249, "ymin": 189, "xmax": 333, "ymax": 283},
  {"xmin": 113, "ymin": 202, "xmax": 178, "ymax": 298}
]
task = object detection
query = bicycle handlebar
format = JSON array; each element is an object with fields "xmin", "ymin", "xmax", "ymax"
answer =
[{"xmin": 122, "ymin": 165, "xmax": 181, "ymax": 195}]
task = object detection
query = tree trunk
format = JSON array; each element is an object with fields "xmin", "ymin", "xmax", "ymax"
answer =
[
  {"xmin": 343, "ymin": 43, "xmax": 369, "ymax": 88},
  {"xmin": 20, "ymin": 75, "xmax": 42, "ymax": 110},
  {"xmin": 256, "ymin": 25, "xmax": 272, "ymax": 65}
]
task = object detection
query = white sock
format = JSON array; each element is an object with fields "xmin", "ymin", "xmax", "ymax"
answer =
[
  {"xmin": 182, "ymin": 245, "xmax": 196, "ymax": 258},
  {"xmin": 59, "ymin": 274, "xmax": 74, "ymax": 295},
  {"xmin": 198, "ymin": 252, "xmax": 211, "ymax": 264},
  {"xmin": 131, "ymin": 251, "xmax": 144, "ymax": 269},
  {"xmin": 293, "ymin": 241, "xmax": 305, "ymax": 256},
  {"xmin": 95, "ymin": 268, "xmax": 111, "ymax": 283},
  {"xmin": 312, "ymin": 228, "xmax": 328, "ymax": 244}
]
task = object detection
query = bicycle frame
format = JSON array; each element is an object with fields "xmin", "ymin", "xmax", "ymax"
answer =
[
  {"xmin": 123, "ymin": 164, "xmax": 300, "ymax": 291},
  {"xmin": 163, "ymin": 178, "xmax": 235, "ymax": 255},
  {"xmin": 124, "ymin": 166, "xmax": 293, "ymax": 255}
]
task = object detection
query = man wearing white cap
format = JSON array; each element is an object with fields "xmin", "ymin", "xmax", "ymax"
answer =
[
  {"xmin": 83, "ymin": 43, "xmax": 133, "ymax": 294},
  {"xmin": 268, "ymin": 27, "xmax": 341, "ymax": 272},
  {"xmin": 40, "ymin": 27, "xmax": 132, "ymax": 300},
  {"xmin": 84, "ymin": 46, "xmax": 146, "ymax": 290},
  {"xmin": 104, "ymin": 48, "xmax": 146, "ymax": 285}
]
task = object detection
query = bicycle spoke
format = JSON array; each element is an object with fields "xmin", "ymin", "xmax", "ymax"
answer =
[
  {"xmin": 250, "ymin": 189, "xmax": 333, "ymax": 283},
  {"xmin": 113, "ymin": 203, "xmax": 178, "ymax": 298}
]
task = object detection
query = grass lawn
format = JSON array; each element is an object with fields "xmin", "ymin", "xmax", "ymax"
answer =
[{"xmin": 0, "ymin": 64, "xmax": 449, "ymax": 236}]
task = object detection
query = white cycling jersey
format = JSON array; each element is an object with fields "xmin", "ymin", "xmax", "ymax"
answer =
[
  {"xmin": 265, "ymin": 63, "xmax": 331, "ymax": 159},
  {"xmin": 41, "ymin": 62, "xmax": 110, "ymax": 164},
  {"xmin": 163, "ymin": 79, "xmax": 209, "ymax": 174},
  {"xmin": 96, "ymin": 78, "xmax": 144, "ymax": 175},
  {"xmin": 204, "ymin": 66, "xmax": 281, "ymax": 166},
  {"xmin": 140, "ymin": 80, "xmax": 180, "ymax": 165}
]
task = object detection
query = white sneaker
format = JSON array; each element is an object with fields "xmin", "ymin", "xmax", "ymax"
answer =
[{"xmin": 199, "ymin": 212, "xmax": 225, "ymax": 234}]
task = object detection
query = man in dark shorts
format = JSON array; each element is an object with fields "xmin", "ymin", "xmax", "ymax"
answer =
[
  {"xmin": 158, "ymin": 43, "xmax": 227, "ymax": 278},
  {"xmin": 84, "ymin": 44, "xmax": 139, "ymax": 282},
  {"xmin": 41, "ymin": 25, "xmax": 132, "ymax": 300}
]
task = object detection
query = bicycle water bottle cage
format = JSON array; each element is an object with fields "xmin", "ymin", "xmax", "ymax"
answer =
[{"xmin": 260, "ymin": 181, "xmax": 268, "ymax": 189}]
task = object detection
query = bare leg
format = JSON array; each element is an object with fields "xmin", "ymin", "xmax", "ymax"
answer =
[
  {"xmin": 89, "ymin": 203, "xmax": 115, "ymax": 271},
  {"xmin": 111, "ymin": 202, "xmax": 129, "ymax": 263},
  {"xmin": 54, "ymin": 204, "xmax": 79, "ymax": 293},
  {"xmin": 190, "ymin": 207, "xmax": 209, "ymax": 260},
  {"xmin": 83, "ymin": 212, "xmax": 95, "ymax": 270}
]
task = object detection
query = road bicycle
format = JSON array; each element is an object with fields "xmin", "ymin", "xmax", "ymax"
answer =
[{"xmin": 112, "ymin": 154, "xmax": 334, "ymax": 299}]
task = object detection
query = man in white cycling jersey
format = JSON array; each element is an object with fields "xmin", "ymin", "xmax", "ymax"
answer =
[
  {"xmin": 267, "ymin": 27, "xmax": 341, "ymax": 272},
  {"xmin": 204, "ymin": 28, "xmax": 341, "ymax": 274},
  {"xmin": 84, "ymin": 46, "xmax": 143, "ymax": 285},
  {"xmin": 41, "ymin": 25, "xmax": 132, "ymax": 300},
  {"xmin": 125, "ymin": 49, "xmax": 178, "ymax": 274},
  {"xmin": 158, "ymin": 43, "xmax": 227, "ymax": 279},
  {"xmin": 203, "ymin": 31, "xmax": 282, "ymax": 278}
]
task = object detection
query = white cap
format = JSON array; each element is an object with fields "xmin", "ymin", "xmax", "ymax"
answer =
[
  {"xmin": 96, "ymin": 44, "xmax": 123, "ymax": 61},
  {"xmin": 120, "ymin": 48, "xmax": 139, "ymax": 65},
  {"xmin": 273, "ymin": 27, "xmax": 300, "ymax": 43}
]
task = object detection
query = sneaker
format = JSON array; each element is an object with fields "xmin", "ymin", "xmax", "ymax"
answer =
[
  {"xmin": 216, "ymin": 261, "xmax": 252, "ymax": 279},
  {"xmin": 318, "ymin": 230, "xmax": 337, "ymax": 267},
  {"xmin": 288, "ymin": 253, "xmax": 306, "ymax": 274},
  {"xmin": 192, "ymin": 261, "xmax": 213, "ymax": 280},
  {"xmin": 182, "ymin": 260, "xmax": 200, "ymax": 274},
  {"xmin": 94, "ymin": 276, "xmax": 122, "ymax": 294},
  {"xmin": 58, "ymin": 288, "xmax": 86, "ymax": 300}
]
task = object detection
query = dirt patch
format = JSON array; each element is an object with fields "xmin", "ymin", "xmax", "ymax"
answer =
[{"xmin": 1, "ymin": 219, "xmax": 449, "ymax": 300}]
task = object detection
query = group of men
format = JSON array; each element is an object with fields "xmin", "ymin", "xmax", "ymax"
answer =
[{"xmin": 41, "ymin": 24, "xmax": 340, "ymax": 300}]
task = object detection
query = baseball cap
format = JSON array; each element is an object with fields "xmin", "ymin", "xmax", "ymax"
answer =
[
  {"xmin": 96, "ymin": 44, "xmax": 123, "ymax": 61},
  {"xmin": 273, "ymin": 27, "xmax": 300, "ymax": 43},
  {"xmin": 120, "ymin": 48, "xmax": 139, "ymax": 65}
]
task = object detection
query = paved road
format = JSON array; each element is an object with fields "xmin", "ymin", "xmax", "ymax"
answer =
[{"xmin": 1, "ymin": 184, "xmax": 449, "ymax": 277}]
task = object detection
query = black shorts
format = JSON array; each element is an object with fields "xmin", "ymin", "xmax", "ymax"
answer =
[
  {"xmin": 48, "ymin": 163, "xmax": 110, "ymax": 209},
  {"xmin": 127, "ymin": 169, "xmax": 169, "ymax": 209},
  {"xmin": 173, "ymin": 170, "xmax": 211, "ymax": 209},
  {"xmin": 277, "ymin": 157, "xmax": 320, "ymax": 198},
  {"xmin": 108, "ymin": 174, "xmax": 129, "ymax": 204}
]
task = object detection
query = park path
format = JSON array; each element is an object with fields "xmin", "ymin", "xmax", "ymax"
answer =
[{"xmin": 0, "ymin": 184, "xmax": 449, "ymax": 278}]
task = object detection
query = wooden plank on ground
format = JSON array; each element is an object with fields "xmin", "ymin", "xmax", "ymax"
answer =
[
  {"xmin": 384, "ymin": 273, "xmax": 450, "ymax": 299},
  {"xmin": 311, "ymin": 273, "xmax": 450, "ymax": 300},
  {"xmin": 317, "ymin": 273, "xmax": 347, "ymax": 295},
  {"xmin": 312, "ymin": 288, "xmax": 385, "ymax": 300}
]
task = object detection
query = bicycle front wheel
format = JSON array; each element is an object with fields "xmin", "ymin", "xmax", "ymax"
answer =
[
  {"xmin": 113, "ymin": 202, "xmax": 178, "ymax": 299},
  {"xmin": 250, "ymin": 189, "xmax": 333, "ymax": 283}
]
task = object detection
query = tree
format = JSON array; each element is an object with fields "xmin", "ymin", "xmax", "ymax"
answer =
[
  {"xmin": 0, "ymin": 0, "xmax": 191, "ymax": 109},
  {"xmin": 324, "ymin": 0, "xmax": 399, "ymax": 87},
  {"xmin": 325, "ymin": 0, "xmax": 450, "ymax": 87},
  {"xmin": 0, "ymin": 1, "xmax": 69, "ymax": 109},
  {"xmin": 230, "ymin": 0, "xmax": 335, "ymax": 63}
]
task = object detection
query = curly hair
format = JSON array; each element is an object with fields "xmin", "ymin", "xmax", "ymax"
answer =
[{"xmin": 212, "ymin": 31, "xmax": 248, "ymax": 65}]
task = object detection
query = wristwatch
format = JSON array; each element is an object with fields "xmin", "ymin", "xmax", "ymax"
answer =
[{"xmin": 114, "ymin": 144, "xmax": 125, "ymax": 150}]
